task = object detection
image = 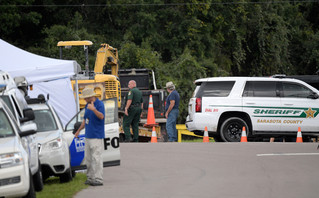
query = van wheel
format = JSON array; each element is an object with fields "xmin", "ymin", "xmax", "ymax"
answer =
[
  {"xmin": 23, "ymin": 170, "xmax": 36, "ymax": 198},
  {"xmin": 33, "ymin": 161, "xmax": 43, "ymax": 192},
  {"xmin": 72, "ymin": 170, "xmax": 76, "ymax": 178},
  {"xmin": 60, "ymin": 168, "xmax": 73, "ymax": 183},
  {"xmin": 60, "ymin": 161, "xmax": 73, "ymax": 183},
  {"xmin": 220, "ymin": 117, "xmax": 248, "ymax": 142}
]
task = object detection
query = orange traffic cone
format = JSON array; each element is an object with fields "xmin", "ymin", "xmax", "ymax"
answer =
[
  {"xmin": 144, "ymin": 95, "xmax": 158, "ymax": 127},
  {"xmin": 296, "ymin": 127, "xmax": 303, "ymax": 143},
  {"xmin": 151, "ymin": 126, "xmax": 157, "ymax": 143},
  {"xmin": 203, "ymin": 126, "xmax": 209, "ymax": 143},
  {"xmin": 240, "ymin": 126, "xmax": 247, "ymax": 142}
]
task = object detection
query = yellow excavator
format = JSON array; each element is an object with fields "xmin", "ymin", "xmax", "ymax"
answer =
[
  {"xmin": 57, "ymin": 40, "xmax": 121, "ymax": 110},
  {"xmin": 58, "ymin": 40, "xmax": 161, "ymax": 141}
]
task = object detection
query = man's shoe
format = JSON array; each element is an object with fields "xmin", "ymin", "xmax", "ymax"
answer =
[
  {"xmin": 90, "ymin": 181, "xmax": 103, "ymax": 186},
  {"xmin": 84, "ymin": 180, "xmax": 92, "ymax": 185}
]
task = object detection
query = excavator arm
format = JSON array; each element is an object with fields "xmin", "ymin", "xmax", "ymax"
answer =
[{"xmin": 94, "ymin": 44, "xmax": 119, "ymax": 77}]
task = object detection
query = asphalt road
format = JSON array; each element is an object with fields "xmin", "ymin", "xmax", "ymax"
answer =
[{"xmin": 75, "ymin": 142, "xmax": 319, "ymax": 198}]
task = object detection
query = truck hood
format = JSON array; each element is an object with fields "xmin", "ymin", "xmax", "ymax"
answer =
[
  {"xmin": 35, "ymin": 131, "xmax": 60, "ymax": 145},
  {"xmin": 0, "ymin": 136, "xmax": 19, "ymax": 154}
]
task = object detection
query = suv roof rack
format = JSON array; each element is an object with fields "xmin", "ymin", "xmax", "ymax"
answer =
[
  {"xmin": 271, "ymin": 74, "xmax": 287, "ymax": 79},
  {"xmin": 26, "ymin": 94, "xmax": 47, "ymax": 104}
]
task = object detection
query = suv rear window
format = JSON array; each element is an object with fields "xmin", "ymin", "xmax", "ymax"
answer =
[
  {"xmin": 243, "ymin": 81, "xmax": 278, "ymax": 97},
  {"xmin": 195, "ymin": 81, "xmax": 235, "ymax": 97}
]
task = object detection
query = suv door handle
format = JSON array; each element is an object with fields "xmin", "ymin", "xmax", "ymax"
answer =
[{"xmin": 245, "ymin": 102, "xmax": 255, "ymax": 105}]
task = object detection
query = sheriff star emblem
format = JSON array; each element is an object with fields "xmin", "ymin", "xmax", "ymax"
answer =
[{"xmin": 304, "ymin": 108, "xmax": 316, "ymax": 118}]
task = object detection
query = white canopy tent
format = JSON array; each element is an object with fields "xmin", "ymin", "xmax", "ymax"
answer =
[{"xmin": 0, "ymin": 39, "xmax": 77, "ymax": 127}]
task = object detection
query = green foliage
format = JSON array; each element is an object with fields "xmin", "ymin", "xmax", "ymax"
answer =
[
  {"xmin": 1, "ymin": 0, "xmax": 319, "ymax": 123},
  {"xmin": 157, "ymin": 48, "xmax": 206, "ymax": 123},
  {"xmin": 119, "ymin": 41, "xmax": 162, "ymax": 71}
]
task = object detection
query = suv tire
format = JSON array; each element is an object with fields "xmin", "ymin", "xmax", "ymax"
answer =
[
  {"xmin": 33, "ymin": 161, "xmax": 43, "ymax": 192},
  {"xmin": 60, "ymin": 160, "xmax": 73, "ymax": 183},
  {"xmin": 23, "ymin": 170, "xmax": 36, "ymax": 198},
  {"xmin": 220, "ymin": 117, "xmax": 248, "ymax": 142}
]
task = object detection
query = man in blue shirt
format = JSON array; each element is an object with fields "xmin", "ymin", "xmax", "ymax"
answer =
[
  {"xmin": 75, "ymin": 86, "xmax": 105, "ymax": 186},
  {"xmin": 165, "ymin": 82, "xmax": 180, "ymax": 142}
]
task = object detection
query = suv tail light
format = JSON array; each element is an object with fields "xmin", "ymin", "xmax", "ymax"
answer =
[{"xmin": 195, "ymin": 98, "xmax": 201, "ymax": 112}]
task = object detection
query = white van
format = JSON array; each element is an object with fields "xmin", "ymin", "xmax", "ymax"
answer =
[
  {"xmin": 65, "ymin": 97, "xmax": 121, "ymax": 170},
  {"xmin": 27, "ymin": 95, "xmax": 121, "ymax": 180},
  {"xmin": 186, "ymin": 77, "xmax": 319, "ymax": 142}
]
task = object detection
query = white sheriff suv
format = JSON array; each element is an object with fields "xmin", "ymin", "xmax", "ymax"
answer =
[{"xmin": 186, "ymin": 77, "xmax": 319, "ymax": 142}]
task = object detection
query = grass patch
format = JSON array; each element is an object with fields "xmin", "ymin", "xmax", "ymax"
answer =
[{"xmin": 37, "ymin": 173, "xmax": 88, "ymax": 198}]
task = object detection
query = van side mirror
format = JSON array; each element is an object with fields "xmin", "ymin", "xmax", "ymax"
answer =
[{"xmin": 20, "ymin": 108, "xmax": 35, "ymax": 123}]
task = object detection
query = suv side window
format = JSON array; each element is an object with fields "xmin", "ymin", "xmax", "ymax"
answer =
[
  {"xmin": 195, "ymin": 81, "xmax": 235, "ymax": 97},
  {"xmin": 282, "ymin": 82, "xmax": 313, "ymax": 98},
  {"xmin": 243, "ymin": 81, "xmax": 278, "ymax": 97}
]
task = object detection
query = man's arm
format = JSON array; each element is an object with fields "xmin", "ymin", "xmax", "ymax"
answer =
[
  {"xmin": 74, "ymin": 120, "xmax": 85, "ymax": 138},
  {"xmin": 165, "ymin": 100, "xmax": 175, "ymax": 118},
  {"xmin": 87, "ymin": 101, "xmax": 104, "ymax": 120},
  {"xmin": 125, "ymin": 99, "xmax": 132, "ymax": 116},
  {"xmin": 140, "ymin": 102, "xmax": 144, "ymax": 118}
]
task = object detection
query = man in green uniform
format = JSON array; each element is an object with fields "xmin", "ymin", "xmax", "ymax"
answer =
[{"xmin": 123, "ymin": 80, "xmax": 143, "ymax": 142}]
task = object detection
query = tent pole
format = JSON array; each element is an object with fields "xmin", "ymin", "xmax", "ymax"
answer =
[
  {"xmin": 75, "ymin": 70, "xmax": 80, "ymax": 113},
  {"xmin": 59, "ymin": 47, "xmax": 63, "ymax": 59}
]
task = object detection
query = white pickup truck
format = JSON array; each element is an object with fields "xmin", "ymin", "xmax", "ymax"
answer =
[
  {"xmin": 0, "ymin": 94, "xmax": 38, "ymax": 197},
  {"xmin": 0, "ymin": 71, "xmax": 43, "ymax": 197}
]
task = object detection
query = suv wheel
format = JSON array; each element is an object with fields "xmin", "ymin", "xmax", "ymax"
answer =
[
  {"xmin": 60, "ymin": 161, "xmax": 73, "ymax": 183},
  {"xmin": 23, "ymin": 170, "xmax": 36, "ymax": 198},
  {"xmin": 33, "ymin": 161, "xmax": 43, "ymax": 192},
  {"xmin": 220, "ymin": 117, "xmax": 248, "ymax": 142}
]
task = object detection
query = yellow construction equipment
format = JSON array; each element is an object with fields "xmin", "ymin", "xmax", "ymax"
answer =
[{"xmin": 57, "ymin": 41, "xmax": 121, "ymax": 109}]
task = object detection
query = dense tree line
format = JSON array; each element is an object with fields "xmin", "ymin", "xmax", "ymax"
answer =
[{"xmin": 1, "ymin": 0, "xmax": 319, "ymax": 123}]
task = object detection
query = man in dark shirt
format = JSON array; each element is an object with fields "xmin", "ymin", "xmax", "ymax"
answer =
[
  {"xmin": 165, "ymin": 81, "xmax": 180, "ymax": 142},
  {"xmin": 123, "ymin": 80, "xmax": 143, "ymax": 142}
]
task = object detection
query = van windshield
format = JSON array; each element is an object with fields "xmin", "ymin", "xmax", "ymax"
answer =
[
  {"xmin": 0, "ymin": 109, "xmax": 15, "ymax": 138},
  {"xmin": 33, "ymin": 109, "xmax": 58, "ymax": 132}
]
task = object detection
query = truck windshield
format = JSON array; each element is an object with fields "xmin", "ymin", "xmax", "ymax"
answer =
[
  {"xmin": 0, "ymin": 95, "xmax": 15, "ymax": 117},
  {"xmin": 33, "ymin": 109, "xmax": 58, "ymax": 132},
  {"xmin": 0, "ymin": 109, "xmax": 15, "ymax": 138}
]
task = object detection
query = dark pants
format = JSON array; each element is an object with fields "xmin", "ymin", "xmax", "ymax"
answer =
[{"xmin": 123, "ymin": 107, "xmax": 142, "ymax": 142}]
